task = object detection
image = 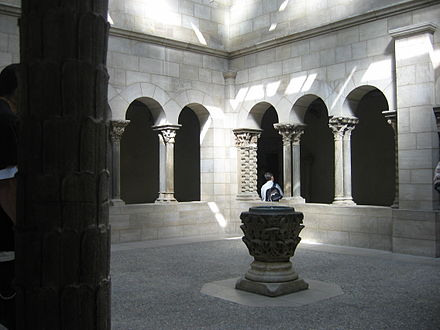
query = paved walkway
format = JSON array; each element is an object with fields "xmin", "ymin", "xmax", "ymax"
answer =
[{"xmin": 111, "ymin": 235, "xmax": 440, "ymax": 330}]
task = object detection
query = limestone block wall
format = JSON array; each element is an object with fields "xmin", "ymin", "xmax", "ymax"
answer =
[
  {"xmin": 106, "ymin": 35, "xmax": 237, "ymax": 203},
  {"xmin": 0, "ymin": 11, "xmax": 19, "ymax": 69},
  {"xmin": 109, "ymin": 0, "xmax": 229, "ymax": 50},
  {"xmin": 110, "ymin": 202, "xmax": 230, "ymax": 243},
  {"xmin": 228, "ymin": 0, "xmax": 432, "ymax": 51}
]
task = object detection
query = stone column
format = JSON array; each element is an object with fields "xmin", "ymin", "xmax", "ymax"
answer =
[
  {"xmin": 383, "ymin": 110, "xmax": 399, "ymax": 208},
  {"xmin": 233, "ymin": 128, "xmax": 262, "ymax": 200},
  {"xmin": 329, "ymin": 117, "xmax": 358, "ymax": 205},
  {"xmin": 274, "ymin": 124, "xmax": 294, "ymax": 198},
  {"xmin": 16, "ymin": 0, "xmax": 111, "ymax": 328},
  {"xmin": 153, "ymin": 124, "xmax": 181, "ymax": 203},
  {"xmin": 110, "ymin": 120, "xmax": 129, "ymax": 206},
  {"xmin": 291, "ymin": 126, "xmax": 306, "ymax": 203},
  {"xmin": 390, "ymin": 23, "xmax": 438, "ymax": 210}
]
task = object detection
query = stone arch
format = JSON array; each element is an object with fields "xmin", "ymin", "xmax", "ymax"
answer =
[
  {"xmin": 108, "ymin": 82, "xmax": 168, "ymax": 124},
  {"xmin": 290, "ymin": 94, "xmax": 328, "ymax": 124},
  {"xmin": 348, "ymin": 86, "xmax": 395, "ymax": 206},
  {"xmin": 239, "ymin": 101, "xmax": 277, "ymax": 129}
]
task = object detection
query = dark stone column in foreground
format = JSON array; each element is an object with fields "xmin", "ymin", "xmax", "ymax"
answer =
[
  {"xmin": 236, "ymin": 206, "xmax": 308, "ymax": 297},
  {"xmin": 16, "ymin": 0, "xmax": 111, "ymax": 328}
]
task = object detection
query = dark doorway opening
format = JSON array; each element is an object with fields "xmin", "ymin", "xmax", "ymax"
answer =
[
  {"xmin": 121, "ymin": 100, "xmax": 159, "ymax": 204},
  {"xmin": 175, "ymin": 107, "xmax": 201, "ymax": 202},
  {"xmin": 257, "ymin": 107, "xmax": 283, "ymax": 198},
  {"xmin": 352, "ymin": 90, "xmax": 395, "ymax": 206},
  {"xmin": 300, "ymin": 99, "xmax": 334, "ymax": 203}
]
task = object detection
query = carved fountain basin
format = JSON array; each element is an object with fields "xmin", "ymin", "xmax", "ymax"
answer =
[{"xmin": 236, "ymin": 206, "xmax": 308, "ymax": 297}]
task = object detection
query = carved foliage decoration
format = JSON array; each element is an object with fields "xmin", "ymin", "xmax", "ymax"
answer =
[{"xmin": 240, "ymin": 211, "xmax": 305, "ymax": 262}]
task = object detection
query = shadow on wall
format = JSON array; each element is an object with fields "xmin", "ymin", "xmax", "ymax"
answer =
[
  {"xmin": 257, "ymin": 107, "xmax": 283, "ymax": 197},
  {"xmin": 175, "ymin": 107, "xmax": 201, "ymax": 202},
  {"xmin": 121, "ymin": 100, "xmax": 159, "ymax": 204},
  {"xmin": 300, "ymin": 99, "xmax": 334, "ymax": 203},
  {"xmin": 352, "ymin": 90, "xmax": 395, "ymax": 206}
]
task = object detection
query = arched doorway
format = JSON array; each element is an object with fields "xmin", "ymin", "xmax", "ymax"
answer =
[
  {"xmin": 300, "ymin": 99, "xmax": 334, "ymax": 203},
  {"xmin": 351, "ymin": 88, "xmax": 395, "ymax": 206},
  {"xmin": 175, "ymin": 107, "xmax": 201, "ymax": 202},
  {"xmin": 257, "ymin": 106, "xmax": 283, "ymax": 197},
  {"xmin": 120, "ymin": 100, "xmax": 160, "ymax": 204}
]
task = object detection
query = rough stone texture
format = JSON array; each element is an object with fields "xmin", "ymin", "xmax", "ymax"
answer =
[{"xmin": 15, "ymin": 0, "xmax": 111, "ymax": 328}]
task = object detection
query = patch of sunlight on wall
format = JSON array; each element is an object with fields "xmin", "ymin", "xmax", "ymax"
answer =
[
  {"xmin": 200, "ymin": 116, "xmax": 212, "ymax": 144},
  {"xmin": 230, "ymin": 87, "xmax": 249, "ymax": 110},
  {"xmin": 279, "ymin": 0, "xmax": 290, "ymax": 11},
  {"xmin": 266, "ymin": 81, "xmax": 281, "ymax": 97},
  {"xmin": 245, "ymin": 85, "xmax": 265, "ymax": 101},
  {"xmin": 145, "ymin": 1, "xmax": 177, "ymax": 26},
  {"xmin": 208, "ymin": 202, "xmax": 227, "ymax": 228},
  {"xmin": 191, "ymin": 22, "xmax": 208, "ymax": 46},
  {"xmin": 269, "ymin": 23, "xmax": 277, "ymax": 32},
  {"xmin": 361, "ymin": 59, "xmax": 392, "ymax": 82},
  {"xmin": 330, "ymin": 66, "xmax": 357, "ymax": 111},
  {"xmin": 285, "ymin": 73, "xmax": 317, "ymax": 95},
  {"xmin": 397, "ymin": 34, "xmax": 431, "ymax": 61},
  {"xmin": 107, "ymin": 13, "xmax": 114, "ymax": 25}
]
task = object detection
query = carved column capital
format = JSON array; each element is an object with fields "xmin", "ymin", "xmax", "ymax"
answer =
[
  {"xmin": 274, "ymin": 123, "xmax": 306, "ymax": 146},
  {"xmin": 223, "ymin": 71, "xmax": 237, "ymax": 81},
  {"xmin": 433, "ymin": 107, "xmax": 440, "ymax": 133},
  {"xmin": 153, "ymin": 124, "xmax": 181, "ymax": 144},
  {"xmin": 382, "ymin": 110, "xmax": 397, "ymax": 132},
  {"xmin": 110, "ymin": 120, "xmax": 130, "ymax": 142},
  {"xmin": 233, "ymin": 128, "xmax": 262, "ymax": 148},
  {"xmin": 328, "ymin": 116, "xmax": 359, "ymax": 140}
]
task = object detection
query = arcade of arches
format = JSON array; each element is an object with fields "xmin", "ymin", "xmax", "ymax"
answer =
[{"xmin": 2, "ymin": 0, "xmax": 438, "ymax": 258}]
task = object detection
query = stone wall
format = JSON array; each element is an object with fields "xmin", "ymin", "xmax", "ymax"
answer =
[{"xmin": 109, "ymin": 0, "xmax": 229, "ymax": 50}]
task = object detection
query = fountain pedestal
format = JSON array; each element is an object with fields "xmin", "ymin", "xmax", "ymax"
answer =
[{"xmin": 236, "ymin": 206, "xmax": 308, "ymax": 297}]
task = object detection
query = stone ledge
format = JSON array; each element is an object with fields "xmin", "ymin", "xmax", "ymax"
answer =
[{"xmin": 201, "ymin": 278, "xmax": 343, "ymax": 307}]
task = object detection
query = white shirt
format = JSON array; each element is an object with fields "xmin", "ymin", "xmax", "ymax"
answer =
[{"xmin": 261, "ymin": 180, "xmax": 284, "ymax": 201}]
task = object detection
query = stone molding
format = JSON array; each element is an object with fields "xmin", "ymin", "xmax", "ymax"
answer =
[
  {"xmin": 389, "ymin": 22, "xmax": 438, "ymax": 38},
  {"xmin": 223, "ymin": 71, "xmax": 237, "ymax": 80},
  {"xmin": 110, "ymin": 120, "xmax": 130, "ymax": 142},
  {"xmin": 2, "ymin": 1, "xmax": 437, "ymax": 59}
]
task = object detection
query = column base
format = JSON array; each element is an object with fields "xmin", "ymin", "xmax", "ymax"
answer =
[
  {"xmin": 110, "ymin": 199, "xmax": 125, "ymax": 207},
  {"xmin": 332, "ymin": 197, "xmax": 356, "ymax": 205},
  {"xmin": 235, "ymin": 276, "xmax": 308, "ymax": 297},
  {"xmin": 284, "ymin": 196, "xmax": 305, "ymax": 203},
  {"xmin": 155, "ymin": 192, "xmax": 177, "ymax": 203},
  {"xmin": 236, "ymin": 193, "xmax": 261, "ymax": 201}
]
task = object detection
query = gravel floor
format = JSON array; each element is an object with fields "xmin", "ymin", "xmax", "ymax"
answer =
[{"xmin": 111, "ymin": 238, "xmax": 440, "ymax": 330}]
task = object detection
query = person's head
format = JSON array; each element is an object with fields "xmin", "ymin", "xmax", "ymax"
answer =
[
  {"xmin": 0, "ymin": 64, "xmax": 18, "ymax": 100},
  {"xmin": 264, "ymin": 172, "xmax": 274, "ymax": 181}
]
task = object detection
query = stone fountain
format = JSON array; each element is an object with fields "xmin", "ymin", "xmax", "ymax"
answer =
[{"xmin": 236, "ymin": 206, "xmax": 308, "ymax": 297}]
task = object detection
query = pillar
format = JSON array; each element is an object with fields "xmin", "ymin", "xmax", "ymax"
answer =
[
  {"xmin": 291, "ymin": 126, "xmax": 306, "ymax": 202},
  {"xmin": 274, "ymin": 124, "xmax": 294, "ymax": 198},
  {"xmin": 223, "ymin": 71, "xmax": 237, "ymax": 113},
  {"xmin": 16, "ymin": 0, "xmax": 111, "ymax": 328},
  {"xmin": 390, "ymin": 23, "xmax": 438, "ymax": 210},
  {"xmin": 233, "ymin": 128, "xmax": 262, "ymax": 200},
  {"xmin": 329, "ymin": 117, "xmax": 358, "ymax": 205},
  {"xmin": 382, "ymin": 110, "xmax": 399, "ymax": 208},
  {"xmin": 153, "ymin": 124, "xmax": 180, "ymax": 203},
  {"xmin": 110, "ymin": 120, "xmax": 130, "ymax": 206}
]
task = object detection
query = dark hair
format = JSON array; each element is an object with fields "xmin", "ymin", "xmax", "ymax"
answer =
[
  {"xmin": 0, "ymin": 64, "xmax": 18, "ymax": 97},
  {"xmin": 264, "ymin": 172, "xmax": 273, "ymax": 181}
]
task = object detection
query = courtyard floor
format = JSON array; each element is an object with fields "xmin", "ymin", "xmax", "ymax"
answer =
[{"xmin": 111, "ymin": 235, "xmax": 440, "ymax": 330}]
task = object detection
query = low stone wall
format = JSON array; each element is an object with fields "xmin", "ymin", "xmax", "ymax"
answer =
[
  {"xmin": 110, "ymin": 200, "xmax": 440, "ymax": 257},
  {"xmin": 110, "ymin": 201, "xmax": 231, "ymax": 244}
]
